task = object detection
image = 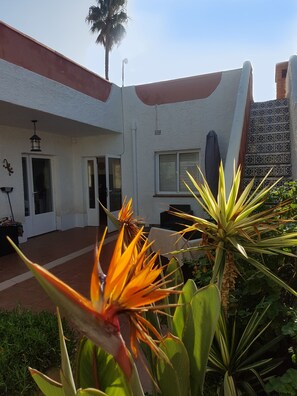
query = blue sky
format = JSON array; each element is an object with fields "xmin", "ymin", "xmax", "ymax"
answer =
[{"xmin": 1, "ymin": 0, "xmax": 297, "ymax": 101}]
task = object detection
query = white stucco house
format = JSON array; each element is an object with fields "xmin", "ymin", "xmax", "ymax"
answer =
[{"xmin": 1, "ymin": 21, "xmax": 297, "ymax": 242}]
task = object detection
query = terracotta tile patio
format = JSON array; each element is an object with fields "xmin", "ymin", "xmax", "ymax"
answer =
[{"xmin": 0, "ymin": 227, "xmax": 116, "ymax": 311}]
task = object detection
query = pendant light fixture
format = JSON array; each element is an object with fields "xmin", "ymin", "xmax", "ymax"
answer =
[{"xmin": 30, "ymin": 120, "xmax": 41, "ymax": 152}]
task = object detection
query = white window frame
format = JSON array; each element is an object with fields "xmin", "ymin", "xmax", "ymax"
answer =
[{"xmin": 155, "ymin": 150, "xmax": 200, "ymax": 194}]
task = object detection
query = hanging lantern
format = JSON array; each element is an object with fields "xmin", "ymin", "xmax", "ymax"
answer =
[{"xmin": 30, "ymin": 120, "xmax": 41, "ymax": 152}]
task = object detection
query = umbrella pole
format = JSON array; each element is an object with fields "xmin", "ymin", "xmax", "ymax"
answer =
[{"xmin": 6, "ymin": 192, "xmax": 14, "ymax": 222}]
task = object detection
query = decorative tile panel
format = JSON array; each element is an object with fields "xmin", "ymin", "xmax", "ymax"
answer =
[
  {"xmin": 247, "ymin": 141, "xmax": 291, "ymax": 153},
  {"xmin": 242, "ymin": 176, "xmax": 291, "ymax": 189},
  {"xmin": 245, "ymin": 153, "xmax": 291, "ymax": 165},
  {"xmin": 248, "ymin": 132, "xmax": 290, "ymax": 144},
  {"xmin": 243, "ymin": 99, "xmax": 292, "ymax": 186},
  {"xmin": 244, "ymin": 165, "xmax": 291, "ymax": 177}
]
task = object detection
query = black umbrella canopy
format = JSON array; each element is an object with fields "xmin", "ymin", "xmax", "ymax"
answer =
[{"xmin": 205, "ymin": 130, "xmax": 221, "ymax": 198}]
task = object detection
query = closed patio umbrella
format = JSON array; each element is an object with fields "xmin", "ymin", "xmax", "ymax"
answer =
[{"xmin": 205, "ymin": 130, "xmax": 221, "ymax": 198}]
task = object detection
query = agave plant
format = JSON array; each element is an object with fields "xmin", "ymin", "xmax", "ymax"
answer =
[{"xmin": 174, "ymin": 162, "xmax": 297, "ymax": 310}]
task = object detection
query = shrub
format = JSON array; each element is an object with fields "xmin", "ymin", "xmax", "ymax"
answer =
[
  {"xmin": 265, "ymin": 368, "xmax": 297, "ymax": 395},
  {"xmin": 0, "ymin": 306, "xmax": 78, "ymax": 395}
]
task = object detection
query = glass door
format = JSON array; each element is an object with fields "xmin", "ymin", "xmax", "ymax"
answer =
[
  {"xmin": 84, "ymin": 156, "xmax": 122, "ymax": 232},
  {"xmin": 22, "ymin": 155, "xmax": 56, "ymax": 237},
  {"xmin": 85, "ymin": 158, "xmax": 99, "ymax": 226},
  {"xmin": 105, "ymin": 156, "xmax": 122, "ymax": 232},
  {"xmin": 32, "ymin": 158, "xmax": 53, "ymax": 216}
]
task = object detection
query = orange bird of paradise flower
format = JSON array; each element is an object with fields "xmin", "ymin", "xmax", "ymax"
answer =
[
  {"xmin": 9, "ymin": 226, "xmax": 178, "ymax": 379},
  {"xmin": 101, "ymin": 197, "xmax": 144, "ymax": 250}
]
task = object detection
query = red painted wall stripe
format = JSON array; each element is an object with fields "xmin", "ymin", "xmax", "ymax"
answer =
[
  {"xmin": 0, "ymin": 21, "xmax": 112, "ymax": 102},
  {"xmin": 135, "ymin": 72, "xmax": 222, "ymax": 105}
]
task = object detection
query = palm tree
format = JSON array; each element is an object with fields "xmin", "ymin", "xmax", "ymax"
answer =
[{"xmin": 86, "ymin": 0, "xmax": 128, "ymax": 81}]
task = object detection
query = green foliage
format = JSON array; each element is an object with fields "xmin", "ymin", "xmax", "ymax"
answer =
[
  {"xmin": 156, "ymin": 335, "xmax": 191, "ymax": 396},
  {"xmin": 140, "ymin": 279, "xmax": 220, "ymax": 396},
  {"xmin": 172, "ymin": 279, "xmax": 197, "ymax": 339},
  {"xmin": 30, "ymin": 370, "xmax": 65, "ymax": 396},
  {"xmin": 266, "ymin": 180, "xmax": 297, "ymax": 220},
  {"xmin": 179, "ymin": 284, "xmax": 221, "ymax": 396},
  {"xmin": 182, "ymin": 178, "xmax": 297, "ymax": 394},
  {"xmin": 265, "ymin": 368, "xmax": 297, "ymax": 395},
  {"xmin": 30, "ymin": 308, "xmax": 112, "ymax": 396},
  {"xmin": 76, "ymin": 338, "xmax": 132, "ymax": 395},
  {"xmin": 183, "ymin": 257, "xmax": 212, "ymax": 290},
  {"xmin": 207, "ymin": 305, "xmax": 283, "ymax": 394},
  {"xmin": 0, "ymin": 306, "xmax": 78, "ymax": 396},
  {"xmin": 282, "ymin": 308, "xmax": 297, "ymax": 338},
  {"xmin": 149, "ymin": 281, "xmax": 221, "ymax": 396},
  {"xmin": 86, "ymin": 0, "xmax": 128, "ymax": 80},
  {"xmin": 11, "ymin": 177, "xmax": 297, "ymax": 396},
  {"xmin": 177, "ymin": 163, "xmax": 297, "ymax": 302},
  {"xmin": 228, "ymin": 181, "xmax": 297, "ymax": 384},
  {"xmin": 31, "ymin": 310, "xmax": 145, "ymax": 396}
]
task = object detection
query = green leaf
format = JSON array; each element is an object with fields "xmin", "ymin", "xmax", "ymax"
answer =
[
  {"xmin": 99, "ymin": 201, "xmax": 121, "ymax": 230},
  {"xmin": 29, "ymin": 368, "xmax": 65, "ymax": 396},
  {"xmin": 172, "ymin": 279, "xmax": 197, "ymax": 338},
  {"xmin": 167, "ymin": 258, "xmax": 184, "ymax": 293},
  {"xmin": 182, "ymin": 284, "xmax": 221, "ymax": 396},
  {"xmin": 29, "ymin": 309, "xmax": 78, "ymax": 396},
  {"xmin": 228, "ymin": 237, "xmax": 248, "ymax": 258},
  {"xmin": 60, "ymin": 371, "xmax": 77, "ymax": 396},
  {"xmin": 57, "ymin": 308, "xmax": 76, "ymax": 395},
  {"xmin": 76, "ymin": 338, "xmax": 100, "ymax": 389},
  {"xmin": 223, "ymin": 372, "xmax": 237, "ymax": 396},
  {"xmin": 246, "ymin": 256, "xmax": 297, "ymax": 297},
  {"xmin": 162, "ymin": 258, "xmax": 184, "ymax": 329},
  {"xmin": 76, "ymin": 338, "xmax": 132, "ymax": 396},
  {"xmin": 211, "ymin": 242, "xmax": 225, "ymax": 287},
  {"xmin": 156, "ymin": 334, "xmax": 191, "ymax": 396},
  {"xmin": 76, "ymin": 389, "xmax": 108, "ymax": 396}
]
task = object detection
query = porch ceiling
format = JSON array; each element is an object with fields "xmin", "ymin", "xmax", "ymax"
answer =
[{"xmin": 0, "ymin": 100, "xmax": 118, "ymax": 137}]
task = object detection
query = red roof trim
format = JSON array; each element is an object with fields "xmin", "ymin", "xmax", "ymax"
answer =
[{"xmin": 0, "ymin": 21, "xmax": 112, "ymax": 102}]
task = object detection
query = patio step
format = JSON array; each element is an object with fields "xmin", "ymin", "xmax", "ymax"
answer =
[{"xmin": 242, "ymin": 99, "xmax": 292, "ymax": 189}]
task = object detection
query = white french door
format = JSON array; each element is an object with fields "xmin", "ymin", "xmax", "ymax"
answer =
[
  {"xmin": 85, "ymin": 158, "xmax": 99, "ymax": 226},
  {"xmin": 22, "ymin": 155, "xmax": 56, "ymax": 237},
  {"xmin": 85, "ymin": 156, "xmax": 122, "ymax": 232}
]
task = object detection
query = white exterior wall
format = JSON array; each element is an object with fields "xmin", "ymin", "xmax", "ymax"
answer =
[
  {"xmin": 286, "ymin": 56, "xmax": 297, "ymax": 180},
  {"xmin": 120, "ymin": 69, "xmax": 242, "ymax": 225},
  {"xmin": 0, "ymin": 57, "xmax": 244, "ymax": 238},
  {"xmin": 225, "ymin": 61, "xmax": 252, "ymax": 192},
  {"xmin": 0, "ymin": 59, "xmax": 122, "ymax": 133}
]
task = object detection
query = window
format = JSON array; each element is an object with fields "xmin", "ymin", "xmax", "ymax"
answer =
[
  {"xmin": 156, "ymin": 151, "xmax": 199, "ymax": 194},
  {"xmin": 281, "ymin": 69, "xmax": 287, "ymax": 79}
]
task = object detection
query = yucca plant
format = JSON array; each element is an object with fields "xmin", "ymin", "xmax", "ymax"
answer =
[
  {"xmin": 207, "ymin": 304, "xmax": 284, "ymax": 395},
  {"xmin": 174, "ymin": 162, "xmax": 297, "ymax": 310}
]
